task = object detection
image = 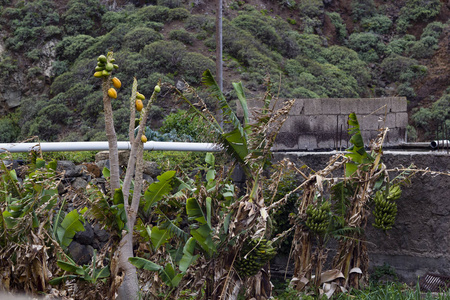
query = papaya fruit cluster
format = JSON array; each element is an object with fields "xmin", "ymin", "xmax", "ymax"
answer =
[
  {"xmin": 305, "ymin": 201, "xmax": 331, "ymax": 236},
  {"xmin": 373, "ymin": 185, "xmax": 401, "ymax": 230},
  {"xmin": 93, "ymin": 54, "xmax": 121, "ymax": 99},
  {"xmin": 235, "ymin": 238, "xmax": 277, "ymax": 278}
]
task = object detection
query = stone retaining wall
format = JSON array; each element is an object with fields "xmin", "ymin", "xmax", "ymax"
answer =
[
  {"xmin": 240, "ymin": 97, "xmax": 408, "ymax": 150},
  {"xmin": 273, "ymin": 151, "xmax": 450, "ymax": 284}
]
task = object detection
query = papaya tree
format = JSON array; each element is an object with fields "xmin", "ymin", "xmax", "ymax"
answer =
[{"xmin": 93, "ymin": 51, "xmax": 162, "ymax": 299}]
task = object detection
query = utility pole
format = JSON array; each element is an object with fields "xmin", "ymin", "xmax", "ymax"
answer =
[
  {"xmin": 216, "ymin": 0, "xmax": 223, "ymax": 92},
  {"xmin": 216, "ymin": 0, "xmax": 223, "ymax": 127}
]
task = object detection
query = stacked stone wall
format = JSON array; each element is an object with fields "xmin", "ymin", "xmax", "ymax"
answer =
[{"xmin": 240, "ymin": 97, "xmax": 408, "ymax": 150}]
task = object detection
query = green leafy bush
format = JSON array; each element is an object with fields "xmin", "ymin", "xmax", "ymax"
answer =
[
  {"xmin": 135, "ymin": 5, "xmax": 169, "ymax": 23},
  {"xmin": 326, "ymin": 12, "xmax": 348, "ymax": 41},
  {"xmin": 351, "ymin": 0, "xmax": 376, "ymax": 20},
  {"xmin": 421, "ymin": 21, "xmax": 447, "ymax": 39},
  {"xmin": 142, "ymin": 40, "xmax": 187, "ymax": 73},
  {"xmin": 412, "ymin": 92, "xmax": 450, "ymax": 139},
  {"xmin": 124, "ymin": 27, "xmax": 163, "ymax": 52},
  {"xmin": 348, "ymin": 32, "xmax": 386, "ymax": 62},
  {"xmin": 396, "ymin": 0, "xmax": 442, "ymax": 33},
  {"xmin": 298, "ymin": 0, "xmax": 323, "ymax": 18},
  {"xmin": 78, "ymin": 24, "xmax": 131, "ymax": 59},
  {"xmin": 361, "ymin": 15, "xmax": 392, "ymax": 34},
  {"xmin": 0, "ymin": 113, "xmax": 20, "ymax": 143},
  {"xmin": 159, "ymin": 109, "xmax": 210, "ymax": 142},
  {"xmin": 169, "ymin": 29, "xmax": 194, "ymax": 45},
  {"xmin": 56, "ymin": 34, "xmax": 96, "ymax": 61},
  {"xmin": 167, "ymin": 7, "xmax": 190, "ymax": 21},
  {"xmin": 180, "ymin": 52, "xmax": 215, "ymax": 84},
  {"xmin": 380, "ymin": 54, "xmax": 425, "ymax": 83},
  {"xmin": 184, "ymin": 15, "xmax": 215, "ymax": 32},
  {"xmin": 231, "ymin": 11, "xmax": 283, "ymax": 51},
  {"xmin": 387, "ymin": 35, "xmax": 416, "ymax": 55},
  {"xmin": 157, "ymin": 0, "xmax": 182, "ymax": 8},
  {"xmin": 322, "ymin": 46, "xmax": 371, "ymax": 95},
  {"xmin": 63, "ymin": 0, "xmax": 105, "ymax": 35}
]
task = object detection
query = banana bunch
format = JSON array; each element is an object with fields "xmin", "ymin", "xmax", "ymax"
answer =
[
  {"xmin": 305, "ymin": 201, "xmax": 331, "ymax": 236},
  {"xmin": 235, "ymin": 238, "xmax": 277, "ymax": 278},
  {"xmin": 373, "ymin": 185, "xmax": 401, "ymax": 230}
]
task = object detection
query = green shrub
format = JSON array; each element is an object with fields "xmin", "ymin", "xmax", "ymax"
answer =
[
  {"xmin": 184, "ymin": 15, "xmax": 215, "ymax": 32},
  {"xmin": 142, "ymin": 40, "xmax": 187, "ymax": 73},
  {"xmin": 412, "ymin": 93, "xmax": 450, "ymax": 139},
  {"xmin": 167, "ymin": 7, "xmax": 190, "ymax": 21},
  {"xmin": 326, "ymin": 12, "xmax": 347, "ymax": 41},
  {"xmin": 348, "ymin": 32, "xmax": 386, "ymax": 62},
  {"xmin": 294, "ymin": 33, "xmax": 325, "ymax": 60},
  {"xmin": 387, "ymin": 35, "xmax": 416, "ymax": 55},
  {"xmin": 135, "ymin": 5, "xmax": 169, "ymax": 23},
  {"xmin": 290, "ymin": 87, "xmax": 320, "ymax": 98},
  {"xmin": 380, "ymin": 54, "xmax": 423, "ymax": 82},
  {"xmin": 421, "ymin": 21, "xmax": 447, "ymax": 39},
  {"xmin": 63, "ymin": 0, "xmax": 105, "ymax": 35},
  {"xmin": 157, "ymin": 0, "xmax": 181, "ymax": 8},
  {"xmin": 397, "ymin": 82, "xmax": 416, "ymax": 98},
  {"xmin": 298, "ymin": 0, "xmax": 323, "ymax": 18},
  {"xmin": 179, "ymin": 52, "xmax": 215, "ymax": 84},
  {"xmin": 159, "ymin": 109, "xmax": 211, "ymax": 142},
  {"xmin": 0, "ymin": 55, "xmax": 17, "ymax": 79},
  {"xmin": 78, "ymin": 24, "xmax": 131, "ymax": 59},
  {"xmin": 231, "ymin": 11, "xmax": 283, "ymax": 51},
  {"xmin": 397, "ymin": 0, "xmax": 442, "ymax": 33},
  {"xmin": 124, "ymin": 27, "xmax": 163, "ymax": 52},
  {"xmin": 408, "ymin": 37, "xmax": 439, "ymax": 59},
  {"xmin": 136, "ymin": 72, "xmax": 174, "ymax": 101},
  {"xmin": 361, "ymin": 15, "xmax": 392, "ymax": 34},
  {"xmin": 113, "ymin": 51, "xmax": 152, "ymax": 82},
  {"xmin": 169, "ymin": 29, "xmax": 194, "ymax": 45},
  {"xmin": 56, "ymin": 34, "xmax": 96, "ymax": 61},
  {"xmin": 351, "ymin": 0, "xmax": 376, "ymax": 20},
  {"xmin": 51, "ymin": 61, "xmax": 69, "ymax": 77},
  {"xmin": 322, "ymin": 46, "xmax": 371, "ymax": 95},
  {"xmin": 0, "ymin": 113, "xmax": 20, "ymax": 143},
  {"xmin": 101, "ymin": 11, "xmax": 126, "ymax": 31}
]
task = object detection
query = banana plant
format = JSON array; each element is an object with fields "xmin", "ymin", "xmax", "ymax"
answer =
[{"xmin": 49, "ymin": 250, "xmax": 110, "ymax": 285}]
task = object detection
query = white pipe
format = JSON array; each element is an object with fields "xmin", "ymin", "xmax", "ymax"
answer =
[
  {"xmin": 430, "ymin": 140, "xmax": 450, "ymax": 149},
  {"xmin": 0, "ymin": 141, "xmax": 222, "ymax": 153}
]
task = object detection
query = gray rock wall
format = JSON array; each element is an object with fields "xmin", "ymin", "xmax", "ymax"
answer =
[
  {"xmin": 239, "ymin": 97, "xmax": 407, "ymax": 150},
  {"xmin": 273, "ymin": 151, "xmax": 450, "ymax": 284}
]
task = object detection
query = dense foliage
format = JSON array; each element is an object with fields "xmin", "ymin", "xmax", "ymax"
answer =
[{"xmin": 0, "ymin": 0, "xmax": 448, "ymax": 142}]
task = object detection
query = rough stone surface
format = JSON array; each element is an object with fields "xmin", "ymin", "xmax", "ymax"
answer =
[
  {"xmin": 68, "ymin": 240, "xmax": 93, "ymax": 265},
  {"xmin": 57, "ymin": 160, "xmax": 82, "ymax": 177},
  {"xmin": 72, "ymin": 177, "xmax": 88, "ymax": 190},
  {"xmin": 93, "ymin": 224, "xmax": 109, "ymax": 243},
  {"xmin": 143, "ymin": 161, "xmax": 161, "ymax": 177},
  {"xmin": 75, "ymin": 222, "xmax": 94, "ymax": 245},
  {"xmin": 240, "ymin": 97, "xmax": 408, "ymax": 150},
  {"xmin": 273, "ymin": 151, "xmax": 450, "ymax": 284}
]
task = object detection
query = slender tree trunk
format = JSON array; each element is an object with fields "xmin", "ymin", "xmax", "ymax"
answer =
[
  {"xmin": 116, "ymin": 86, "xmax": 158, "ymax": 300},
  {"xmin": 116, "ymin": 144, "xmax": 144, "ymax": 300},
  {"xmin": 102, "ymin": 77, "xmax": 120, "ymax": 192}
]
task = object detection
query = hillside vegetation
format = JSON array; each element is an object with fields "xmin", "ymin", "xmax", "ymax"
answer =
[{"xmin": 0, "ymin": 0, "xmax": 449, "ymax": 142}]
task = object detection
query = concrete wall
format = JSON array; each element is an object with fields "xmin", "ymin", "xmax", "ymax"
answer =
[
  {"xmin": 272, "ymin": 151, "xmax": 450, "ymax": 284},
  {"xmin": 241, "ymin": 97, "xmax": 408, "ymax": 151}
]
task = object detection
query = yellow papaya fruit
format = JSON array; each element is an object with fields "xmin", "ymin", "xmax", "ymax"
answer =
[
  {"xmin": 135, "ymin": 99, "xmax": 143, "ymax": 111},
  {"xmin": 141, "ymin": 135, "xmax": 147, "ymax": 143},
  {"xmin": 93, "ymin": 71, "xmax": 103, "ymax": 78},
  {"xmin": 108, "ymin": 88, "xmax": 117, "ymax": 99},
  {"xmin": 112, "ymin": 77, "xmax": 121, "ymax": 89}
]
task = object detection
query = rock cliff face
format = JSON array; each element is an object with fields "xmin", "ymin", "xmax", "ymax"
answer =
[{"xmin": 0, "ymin": 0, "xmax": 449, "ymax": 141}]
